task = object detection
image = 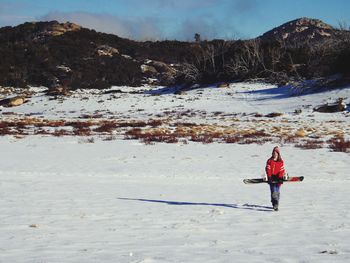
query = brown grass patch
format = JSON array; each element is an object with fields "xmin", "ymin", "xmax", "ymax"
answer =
[
  {"xmin": 94, "ymin": 121, "xmax": 117, "ymax": 133},
  {"xmin": 328, "ymin": 136, "xmax": 350, "ymax": 153},
  {"xmin": 295, "ymin": 139, "xmax": 324, "ymax": 149}
]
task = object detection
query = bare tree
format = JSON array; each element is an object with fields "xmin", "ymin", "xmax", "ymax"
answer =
[
  {"xmin": 225, "ymin": 39, "xmax": 266, "ymax": 79},
  {"xmin": 194, "ymin": 33, "xmax": 201, "ymax": 43},
  {"xmin": 177, "ymin": 63, "xmax": 201, "ymax": 84}
]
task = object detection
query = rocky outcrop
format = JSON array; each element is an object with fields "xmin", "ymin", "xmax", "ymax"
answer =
[
  {"xmin": 216, "ymin": 82, "xmax": 230, "ymax": 88},
  {"xmin": 141, "ymin": 64, "xmax": 158, "ymax": 75},
  {"xmin": 96, "ymin": 45, "xmax": 119, "ymax": 57},
  {"xmin": 259, "ymin": 18, "xmax": 338, "ymax": 44},
  {"xmin": 46, "ymin": 86, "xmax": 71, "ymax": 96},
  {"xmin": 314, "ymin": 98, "xmax": 347, "ymax": 113},
  {"xmin": 141, "ymin": 60, "xmax": 178, "ymax": 86},
  {"xmin": 46, "ymin": 21, "xmax": 82, "ymax": 36},
  {"xmin": 0, "ymin": 96, "xmax": 28, "ymax": 107},
  {"xmin": 32, "ymin": 21, "xmax": 82, "ymax": 42}
]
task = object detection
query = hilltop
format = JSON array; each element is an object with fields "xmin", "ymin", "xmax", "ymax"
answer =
[{"xmin": 259, "ymin": 17, "xmax": 339, "ymax": 43}]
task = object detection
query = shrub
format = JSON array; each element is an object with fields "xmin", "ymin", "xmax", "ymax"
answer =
[
  {"xmin": 94, "ymin": 122, "xmax": 117, "ymax": 133},
  {"xmin": 295, "ymin": 139, "xmax": 324, "ymax": 149},
  {"xmin": 190, "ymin": 135, "xmax": 214, "ymax": 144},
  {"xmin": 118, "ymin": 121, "xmax": 148, "ymax": 128},
  {"xmin": 124, "ymin": 128, "xmax": 142, "ymax": 139},
  {"xmin": 103, "ymin": 135, "xmax": 117, "ymax": 141},
  {"xmin": 147, "ymin": 119, "xmax": 163, "ymax": 127},
  {"xmin": 141, "ymin": 134, "xmax": 178, "ymax": 144},
  {"xmin": 73, "ymin": 126, "xmax": 91, "ymax": 136},
  {"xmin": 223, "ymin": 135, "xmax": 240, "ymax": 143},
  {"xmin": 66, "ymin": 121, "xmax": 94, "ymax": 128},
  {"xmin": 328, "ymin": 136, "xmax": 350, "ymax": 152}
]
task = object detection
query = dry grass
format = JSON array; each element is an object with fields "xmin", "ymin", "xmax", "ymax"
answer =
[
  {"xmin": 295, "ymin": 128, "xmax": 307, "ymax": 137},
  {"xmin": 124, "ymin": 128, "xmax": 143, "ymax": 140},
  {"xmin": 124, "ymin": 124, "xmax": 274, "ymax": 145},
  {"xmin": 52, "ymin": 129, "xmax": 70, "ymax": 137},
  {"xmin": 328, "ymin": 136, "xmax": 350, "ymax": 153},
  {"xmin": 94, "ymin": 121, "xmax": 117, "ymax": 133},
  {"xmin": 0, "ymin": 116, "xmax": 348, "ymax": 151},
  {"xmin": 190, "ymin": 135, "xmax": 214, "ymax": 144},
  {"xmin": 295, "ymin": 139, "xmax": 324, "ymax": 149},
  {"xmin": 125, "ymin": 128, "xmax": 178, "ymax": 144}
]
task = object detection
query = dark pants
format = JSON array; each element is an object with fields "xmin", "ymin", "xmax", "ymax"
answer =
[{"xmin": 269, "ymin": 183, "xmax": 281, "ymax": 207}]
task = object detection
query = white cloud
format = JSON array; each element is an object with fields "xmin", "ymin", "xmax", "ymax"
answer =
[
  {"xmin": 41, "ymin": 12, "xmax": 163, "ymax": 40},
  {"xmin": 0, "ymin": 0, "xmax": 260, "ymax": 40}
]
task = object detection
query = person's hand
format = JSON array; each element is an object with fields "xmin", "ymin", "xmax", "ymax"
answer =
[
  {"xmin": 283, "ymin": 173, "xmax": 289, "ymax": 180},
  {"xmin": 263, "ymin": 175, "xmax": 268, "ymax": 181}
]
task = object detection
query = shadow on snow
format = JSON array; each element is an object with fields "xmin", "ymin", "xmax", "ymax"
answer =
[
  {"xmin": 118, "ymin": 197, "xmax": 273, "ymax": 212},
  {"xmin": 143, "ymin": 84, "xmax": 217, "ymax": 95},
  {"xmin": 238, "ymin": 83, "xmax": 350, "ymax": 101},
  {"xmin": 237, "ymin": 85, "xmax": 293, "ymax": 100}
]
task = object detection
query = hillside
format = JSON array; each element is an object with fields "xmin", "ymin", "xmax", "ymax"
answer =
[{"xmin": 0, "ymin": 18, "xmax": 350, "ymax": 90}]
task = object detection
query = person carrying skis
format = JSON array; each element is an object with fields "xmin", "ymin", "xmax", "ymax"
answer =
[{"xmin": 264, "ymin": 146, "xmax": 286, "ymax": 211}]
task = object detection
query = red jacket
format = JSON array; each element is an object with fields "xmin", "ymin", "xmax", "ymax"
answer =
[{"xmin": 265, "ymin": 159, "xmax": 285, "ymax": 179}]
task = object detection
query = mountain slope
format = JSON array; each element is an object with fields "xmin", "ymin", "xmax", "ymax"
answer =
[{"xmin": 0, "ymin": 18, "xmax": 349, "ymax": 89}]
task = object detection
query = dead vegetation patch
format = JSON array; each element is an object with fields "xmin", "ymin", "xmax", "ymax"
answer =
[
  {"xmin": 124, "ymin": 124, "xmax": 273, "ymax": 145},
  {"xmin": 0, "ymin": 116, "xmax": 348, "ymax": 152},
  {"xmin": 328, "ymin": 136, "xmax": 350, "ymax": 153},
  {"xmin": 295, "ymin": 139, "xmax": 325, "ymax": 149}
]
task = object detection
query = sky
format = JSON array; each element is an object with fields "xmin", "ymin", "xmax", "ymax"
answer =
[{"xmin": 0, "ymin": 0, "xmax": 349, "ymax": 41}]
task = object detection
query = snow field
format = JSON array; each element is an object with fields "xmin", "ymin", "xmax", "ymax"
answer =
[{"xmin": 0, "ymin": 137, "xmax": 349, "ymax": 262}]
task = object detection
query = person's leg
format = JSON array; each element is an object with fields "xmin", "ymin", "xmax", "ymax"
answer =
[
  {"xmin": 270, "ymin": 184, "xmax": 280, "ymax": 210},
  {"xmin": 269, "ymin": 184, "xmax": 276, "ymax": 204}
]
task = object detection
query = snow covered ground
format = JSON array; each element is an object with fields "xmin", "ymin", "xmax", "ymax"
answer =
[{"xmin": 0, "ymin": 82, "xmax": 349, "ymax": 262}]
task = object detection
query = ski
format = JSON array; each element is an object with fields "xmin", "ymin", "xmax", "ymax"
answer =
[{"xmin": 243, "ymin": 176, "xmax": 304, "ymax": 184}]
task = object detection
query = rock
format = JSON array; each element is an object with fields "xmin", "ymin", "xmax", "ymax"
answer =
[
  {"xmin": 56, "ymin": 65, "xmax": 72, "ymax": 73},
  {"xmin": 145, "ymin": 78, "xmax": 159, "ymax": 85},
  {"xmin": 34, "ymin": 21, "xmax": 82, "ymax": 41},
  {"xmin": 141, "ymin": 64, "xmax": 158, "ymax": 75},
  {"xmin": 295, "ymin": 128, "xmax": 306, "ymax": 137},
  {"xmin": 149, "ymin": 61, "xmax": 176, "ymax": 75},
  {"xmin": 46, "ymin": 85, "xmax": 71, "ymax": 96},
  {"xmin": 103, "ymin": 89, "xmax": 125, "ymax": 94},
  {"xmin": 159, "ymin": 72, "xmax": 176, "ymax": 86},
  {"xmin": 314, "ymin": 98, "xmax": 346, "ymax": 113},
  {"xmin": 0, "ymin": 96, "xmax": 28, "ymax": 107},
  {"xmin": 121, "ymin": 54, "xmax": 133, "ymax": 60},
  {"xmin": 265, "ymin": 112, "xmax": 284, "ymax": 118},
  {"xmin": 96, "ymin": 45, "xmax": 119, "ymax": 57},
  {"xmin": 147, "ymin": 61, "xmax": 177, "ymax": 86},
  {"xmin": 217, "ymin": 82, "xmax": 230, "ymax": 88},
  {"xmin": 49, "ymin": 22, "xmax": 81, "ymax": 36}
]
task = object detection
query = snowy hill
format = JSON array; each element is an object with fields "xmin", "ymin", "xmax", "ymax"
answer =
[{"xmin": 0, "ymin": 82, "xmax": 349, "ymax": 262}]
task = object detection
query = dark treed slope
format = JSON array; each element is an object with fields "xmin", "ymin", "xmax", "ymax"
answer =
[{"xmin": 0, "ymin": 18, "xmax": 349, "ymax": 90}]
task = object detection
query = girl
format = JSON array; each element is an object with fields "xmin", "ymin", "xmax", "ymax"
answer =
[{"xmin": 265, "ymin": 146, "xmax": 286, "ymax": 211}]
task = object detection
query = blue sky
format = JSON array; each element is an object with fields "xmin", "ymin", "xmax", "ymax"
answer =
[{"xmin": 0, "ymin": 0, "xmax": 349, "ymax": 40}]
